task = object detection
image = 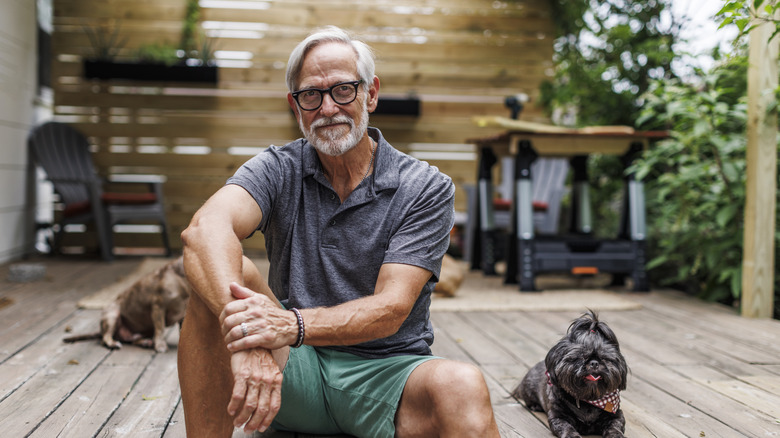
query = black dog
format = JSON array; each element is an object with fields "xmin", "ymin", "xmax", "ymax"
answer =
[{"xmin": 512, "ymin": 310, "xmax": 628, "ymax": 438}]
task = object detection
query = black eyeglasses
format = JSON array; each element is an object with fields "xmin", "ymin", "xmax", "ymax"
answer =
[{"xmin": 291, "ymin": 80, "xmax": 364, "ymax": 111}]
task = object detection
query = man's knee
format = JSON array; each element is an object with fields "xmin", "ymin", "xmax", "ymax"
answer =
[
  {"xmin": 429, "ymin": 362, "xmax": 495, "ymax": 430},
  {"xmin": 429, "ymin": 362, "xmax": 487, "ymax": 393}
]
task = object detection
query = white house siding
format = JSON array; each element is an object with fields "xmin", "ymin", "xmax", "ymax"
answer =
[{"xmin": 0, "ymin": 1, "xmax": 40, "ymax": 263}]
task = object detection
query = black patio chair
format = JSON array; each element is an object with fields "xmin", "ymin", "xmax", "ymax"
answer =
[{"xmin": 28, "ymin": 121, "xmax": 171, "ymax": 260}]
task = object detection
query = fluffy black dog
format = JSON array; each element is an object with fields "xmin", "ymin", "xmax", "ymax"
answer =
[{"xmin": 512, "ymin": 310, "xmax": 628, "ymax": 438}]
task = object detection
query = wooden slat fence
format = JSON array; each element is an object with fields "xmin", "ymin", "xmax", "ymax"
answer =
[{"xmin": 51, "ymin": 0, "xmax": 555, "ymax": 252}]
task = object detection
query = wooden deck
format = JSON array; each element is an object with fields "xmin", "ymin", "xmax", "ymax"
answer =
[{"xmin": 2, "ymin": 256, "xmax": 780, "ymax": 438}]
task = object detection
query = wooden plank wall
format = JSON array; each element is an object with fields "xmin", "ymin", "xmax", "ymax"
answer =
[{"xmin": 51, "ymin": 0, "xmax": 555, "ymax": 252}]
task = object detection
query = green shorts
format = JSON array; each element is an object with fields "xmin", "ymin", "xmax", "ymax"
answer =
[{"xmin": 270, "ymin": 346, "xmax": 439, "ymax": 437}]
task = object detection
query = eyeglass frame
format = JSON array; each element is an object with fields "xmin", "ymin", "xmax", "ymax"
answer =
[{"xmin": 290, "ymin": 79, "xmax": 365, "ymax": 111}]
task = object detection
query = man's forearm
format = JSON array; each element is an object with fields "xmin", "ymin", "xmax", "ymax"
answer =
[
  {"xmin": 297, "ymin": 263, "xmax": 431, "ymax": 346},
  {"xmin": 181, "ymin": 221, "xmax": 246, "ymax": 317},
  {"xmin": 299, "ymin": 297, "xmax": 408, "ymax": 346}
]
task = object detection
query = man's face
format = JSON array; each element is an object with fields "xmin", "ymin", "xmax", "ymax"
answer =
[{"xmin": 289, "ymin": 43, "xmax": 372, "ymax": 156}]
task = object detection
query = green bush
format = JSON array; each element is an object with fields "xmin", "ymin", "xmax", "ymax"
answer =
[{"xmin": 634, "ymin": 53, "xmax": 780, "ymax": 316}]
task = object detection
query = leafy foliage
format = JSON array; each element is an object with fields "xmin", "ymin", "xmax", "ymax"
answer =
[
  {"xmin": 180, "ymin": 0, "xmax": 202, "ymax": 56},
  {"xmin": 543, "ymin": 0, "xmax": 681, "ymax": 127},
  {"xmin": 634, "ymin": 55, "xmax": 750, "ymax": 305},
  {"xmin": 179, "ymin": 0, "xmax": 217, "ymax": 65},
  {"xmin": 718, "ymin": 0, "xmax": 780, "ymax": 40},
  {"xmin": 635, "ymin": 51, "xmax": 780, "ymax": 317}
]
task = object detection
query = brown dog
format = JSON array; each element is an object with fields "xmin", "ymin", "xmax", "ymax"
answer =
[{"xmin": 64, "ymin": 257, "xmax": 190, "ymax": 353}]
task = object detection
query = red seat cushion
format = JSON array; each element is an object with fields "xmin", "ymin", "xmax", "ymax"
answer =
[
  {"xmin": 101, "ymin": 192, "xmax": 158, "ymax": 204},
  {"xmin": 492, "ymin": 198, "xmax": 548, "ymax": 212},
  {"xmin": 62, "ymin": 192, "xmax": 158, "ymax": 218},
  {"xmin": 62, "ymin": 201, "xmax": 91, "ymax": 218}
]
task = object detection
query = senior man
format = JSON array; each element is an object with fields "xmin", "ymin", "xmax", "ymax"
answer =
[{"xmin": 178, "ymin": 25, "xmax": 500, "ymax": 438}]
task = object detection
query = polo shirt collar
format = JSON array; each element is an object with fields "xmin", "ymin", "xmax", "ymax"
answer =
[{"xmin": 368, "ymin": 127, "xmax": 400, "ymax": 192}]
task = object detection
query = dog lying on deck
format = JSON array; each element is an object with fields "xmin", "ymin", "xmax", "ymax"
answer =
[
  {"xmin": 64, "ymin": 257, "xmax": 191, "ymax": 353},
  {"xmin": 512, "ymin": 310, "xmax": 628, "ymax": 438}
]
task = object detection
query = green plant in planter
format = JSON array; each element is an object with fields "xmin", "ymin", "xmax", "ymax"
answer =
[
  {"xmin": 136, "ymin": 42, "xmax": 182, "ymax": 66},
  {"xmin": 83, "ymin": 21, "xmax": 127, "ymax": 61},
  {"xmin": 180, "ymin": 0, "xmax": 201, "ymax": 57},
  {"xmin": 180, "ymin": 0, "xmax": 217, "ymax": 66},
  {"xmin": 189, "ymin": 29, "xmax": 218, "ymax": 66},
  {"xmin": 82, "ymin": 1, "xmax": 217, "ymax": 83}
]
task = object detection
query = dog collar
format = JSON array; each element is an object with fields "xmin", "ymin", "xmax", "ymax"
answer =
[{"xmin": 546, "ymin": 370, "xmax": 621, "ymax": 414}]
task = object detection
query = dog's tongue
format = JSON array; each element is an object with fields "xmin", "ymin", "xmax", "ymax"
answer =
[{"xmin": 585, "ymin": 374, "xmax": 601, "ymax": 382}]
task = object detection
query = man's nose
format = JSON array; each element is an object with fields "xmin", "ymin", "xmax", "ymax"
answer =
[{"xmin": 319, "ymin": 93, "xmax": 340, "ymax": 116}]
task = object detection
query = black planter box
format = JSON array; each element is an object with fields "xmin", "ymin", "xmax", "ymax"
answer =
[
  {"xmin": 83, "ymin": 60, "xmax": 218, "ymax": 84},
  {"xmin": 374, "ymin": 96, "xmax": 421, "ymax": 116}
]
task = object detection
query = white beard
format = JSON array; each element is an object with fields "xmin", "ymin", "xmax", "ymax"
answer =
[{"xmin": 299, "ymin": 99, "xmax": 369, "ymax": 157}]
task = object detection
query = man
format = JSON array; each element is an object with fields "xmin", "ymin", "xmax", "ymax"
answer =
[{"xmin": 178, "ymin": 26, "xmax": 500, "ymax": 438}]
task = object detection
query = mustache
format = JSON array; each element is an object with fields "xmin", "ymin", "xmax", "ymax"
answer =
[{"xmin": 311, "ymin": 115, "xmax": 353, "ymax": 129}]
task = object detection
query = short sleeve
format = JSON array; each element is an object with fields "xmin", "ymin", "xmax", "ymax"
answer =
[
  {"xmin": 383, "ymin": 171, "xmax": 455, "ymax": 281},
  {"xmin": 226, "ymin": 146, "xmax": 287, "ymax": 233}
]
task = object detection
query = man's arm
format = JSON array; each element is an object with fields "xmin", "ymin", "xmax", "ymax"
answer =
[
  {"xmin": 222, "ymin": 261, "xmax": 432, "ymax": 351},
  {"xmin": 181, "ymin": 184, "xmax": 262, "ymax": 316}
]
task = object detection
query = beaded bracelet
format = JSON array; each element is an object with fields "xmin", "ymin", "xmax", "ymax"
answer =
[{"xmin": 290, "ymin": 308, "xmax": 305, "ymax": 348}]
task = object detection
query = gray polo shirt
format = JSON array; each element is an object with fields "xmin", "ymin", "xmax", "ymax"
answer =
[{"xmin": 226, "ymin": 127, "xmax": 455, "ymax": 358}]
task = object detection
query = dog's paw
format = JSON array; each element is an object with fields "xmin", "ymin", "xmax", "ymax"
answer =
[
  {"xmin": 549, "ymin": 419, "xmax": 582, "ymax": 438},
  {"xmin": 524, "ymin": 401, "xmax": 544, "ymax": 412},
  {"xmin": 104, "ymin": 340, "xmax": 122, "ymax": 350},
  {"xmin": 603, "ymin": 432, "xmax": 624, "ymax": 438},
  {"xmin": 153, "ymin": 341, "xmax": 168, "ymax": 353}
]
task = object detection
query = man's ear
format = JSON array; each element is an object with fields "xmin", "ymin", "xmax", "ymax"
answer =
[
  {"xmin": 287, "ymin": 93, "xmax": 300, "ymax": 122},
  {"xmin": 367, "ymin": 76, "xmax": 380, "ymax": 113}
]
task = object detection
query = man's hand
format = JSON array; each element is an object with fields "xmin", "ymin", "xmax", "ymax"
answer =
[
  {"xmin": 228, "ymin": 348, "xmax": 282, "ymax": 433},
  {"xmin": 220, "ymin": 283, "xmax": 288, "ymax": 433},
  {"xmin": 220, "ymin": 283, "xmax": 299, "ymax": 351}
]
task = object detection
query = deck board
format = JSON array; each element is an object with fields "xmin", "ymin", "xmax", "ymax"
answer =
[
  {"xmin": 28, "ymin": 346, "xmax": 152, "ymax": 438},
  {"xmin": 98, "ymin": 349, "xmax": 181, "ymax": 438},
  {"xmin": 2, "ymin": 256, "xmax": 780, "ymax": 437},
  {"xmin": 1, "ymin": 323, "xmax": 114, "ymax": 436}
]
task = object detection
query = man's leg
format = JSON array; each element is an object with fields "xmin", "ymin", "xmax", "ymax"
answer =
[
  {"xmin": 178, "ymin": 256, "xmax": 287, "ymax": 438},
  {"xmin": 394, "ymin": 359, "xmax": 500, "ymax": 438},
  {"xmin": 179, "ymin": 291, "xmax": 234, "ymax": 437}
]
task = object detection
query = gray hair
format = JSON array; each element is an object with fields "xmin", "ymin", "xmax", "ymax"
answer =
[{"xmin": 285, "ymin": 26, "xmax": 375, "ymax": 93}]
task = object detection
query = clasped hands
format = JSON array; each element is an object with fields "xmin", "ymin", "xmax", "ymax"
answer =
[
  {"xmin": 218, "ymin": 282, "xmax": 296, "ymax": 433},
  {"xmin": 220, "ymin": 282, "xmax": 298, "ymax": 351}
]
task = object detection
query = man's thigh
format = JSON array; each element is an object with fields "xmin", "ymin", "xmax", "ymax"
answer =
[
  {"xmin": 271, "ymin": 346, "xmax": 340, "ymax": 434},
  {"xmin": 273, "ymin": 347, "xmax": 437, "ymax": 438}
]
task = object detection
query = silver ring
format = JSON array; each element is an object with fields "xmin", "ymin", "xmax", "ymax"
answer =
[{"xmin": 240, "ymin": 322, "xmax": 249, "ymax": 338}]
